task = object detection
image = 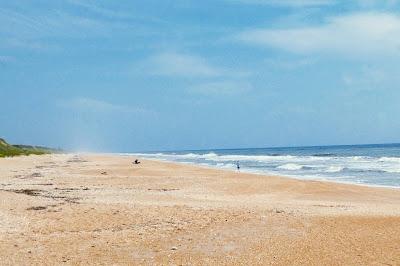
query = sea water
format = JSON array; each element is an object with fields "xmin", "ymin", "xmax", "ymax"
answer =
[{"xmin": 131, "ymin": 143, "xmax": 400, "ymax": 188}]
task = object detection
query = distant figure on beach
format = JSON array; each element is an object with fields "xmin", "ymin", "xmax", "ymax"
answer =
[
  {"xmin": 236, "ymin": 161, "xmax": 240, "ymax": 171},
  {"xmin": 133, "ymin": 159, "xmax": 141, "ymax": 165}
]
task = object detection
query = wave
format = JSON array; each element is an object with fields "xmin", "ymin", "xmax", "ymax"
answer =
[
  {"xmin": 132, "ymin": 152, "xmax": 400, "ymax": 181},
  {"xmin": 312, "ymin": 153, "xmax": 337, "ymax": 157},
  {"xmin": 325, "ymin": 166, "xmax": 344, "ymax": 173},
  {"xmin": 379, "ymin": 167, "xmax": 400, "ymax": 173},
  {"xmin": 216, "ymin": 162, "xmax": 237, "ymax": 169},
  {"xmin": 378, "ymin": 157, "xmax": 400, "ymax": 163},
  {"xmin": 136, "ymin": 152, "xmax": 400, "ymax": 166},
  {"xmin": 277, "ymin": 163, "xmax": 304, "ymax": 170}
]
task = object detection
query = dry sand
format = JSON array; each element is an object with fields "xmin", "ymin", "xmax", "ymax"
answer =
[{"xmin": 0, "ymin": 153, "xmax": 399, "ymax": 265}]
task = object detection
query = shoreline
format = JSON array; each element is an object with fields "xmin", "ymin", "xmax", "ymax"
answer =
[
  {"xmin": 127, "ymin": 154, "xmax": 400, "ymax": 191},
  {"xmin": 1, "ymin": 153, "xmax": 400, "ymax": 264}
]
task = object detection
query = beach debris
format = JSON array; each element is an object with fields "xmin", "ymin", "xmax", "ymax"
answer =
[
  {"xmin": 171, "ymin": 246, "xmax": 178, "ymax": 251},
  {"xmin": 101, "ymin": 171, "xmax": 107, "ymax": 175},
  {"xmin": 147, "ymin": 188, "xmax": 179, "ymax": 192},
  {"xmin": 30, "ymin": 172, "xmax": 43, "ymax": 177},
  {"xmin": 54, "ymin": 187, "xmax": 80, "ymax": 191},
  {"xmin": 26, "ymin": 206, "xmax": 47, "ymax": 211},
  {"xmin": 1, "ymin": 188, "xmax": 81, "ymax": 204},
  {"xmin": 11, "ymin": 189, "xmax": 43, "ymax": 196}
]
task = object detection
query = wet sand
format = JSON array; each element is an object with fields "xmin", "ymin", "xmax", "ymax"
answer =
[{"xmin": 0, "ymin": 153, "xmax": 399, "ymax": 265}]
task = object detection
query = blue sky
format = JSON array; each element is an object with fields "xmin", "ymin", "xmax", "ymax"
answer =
[{"xmin": 1, "ymin": 0, "xmax": 400, "ymax": 152}]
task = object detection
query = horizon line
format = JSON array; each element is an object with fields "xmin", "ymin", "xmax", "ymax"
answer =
[{"xmin": 132, "ymin": 141, "xmax": 400, "ymax": 154}]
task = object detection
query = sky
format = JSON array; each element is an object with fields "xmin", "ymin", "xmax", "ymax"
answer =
[{"xmin": 1, "ymin": 0, "xmax": 400, "ymax": 152}]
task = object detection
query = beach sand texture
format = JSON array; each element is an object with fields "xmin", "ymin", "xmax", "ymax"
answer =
[{"xmin": 1, "ymin": 154, "xmax": 400, "ymax": 265}]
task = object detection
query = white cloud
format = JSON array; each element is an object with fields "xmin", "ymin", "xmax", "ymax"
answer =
[
  {"xmin": 229, "ymin": 0, "xmax": 399, "ymax": 8},
  {"xmin": 67, "ymin": 0, "xmax": 131, "ymax": 19},
  {"xmin": 237, "ymin": 12, "xmax": 400, "ymax": 57},
  {"xmin": 0, "ymin": 8, "xmax": 104, "ymax": 38},
  {"xmin": 0, "ymin": 7, "xmax": 138, "ymax": 51},
  {"xmin": 265, "ymin": 58, "xmax": 316, "ymax": 69},
  {"xmin": 228, "ymin": 0, "xmax": 334, "ymax": 7},
  {"xmin": 142, "ymin": 52, "xmax": 225, "ymax": 77},
  {"xmin": 190, "ymin": 81, "xmax": 252, "ymax": 95},
  {"xmin": 342, "ymin": 65, "xmax": 400, "ymax": 91},
  {"xmin": 63, "ymin": 98, "xmax": 148, "ymax": 114},
  {"xmin": 355, "ymin": 0, "xmax": 399, "ymax": 8},
  {"xmin": 136, "ymin": 52, "xmax": 252, "ymax": 95}
]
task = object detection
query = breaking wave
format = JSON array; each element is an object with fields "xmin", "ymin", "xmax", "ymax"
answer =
[
  {"xmin": 277, "ymin": 163, "xmax": 304, "ymax": 170},
  {"xmin": 131, "ymin": 145, "xmax": 400, "ymax": 187}
]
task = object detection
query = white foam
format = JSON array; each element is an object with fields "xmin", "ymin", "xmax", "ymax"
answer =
[
  {"xmin": 130, "ymin": 152, "xmax": 400, "ymax": 187},
  {"xmin": 382, "ymin": 167, "xmax": 400, "ymax": 173},
  {"xmin": 378, "ymin": 157, "xmax": 400, "ymax": 163},
  {"xmin": 325, "ymin": 166, "xmax": 344, "ymax": 173},
  {"xmin": 277, "ymin": 163, "xmax": 304, "ymax": 170},
  {"xmin": 216, "ymin": 162, "xmax": 236, "ymax": 169}
]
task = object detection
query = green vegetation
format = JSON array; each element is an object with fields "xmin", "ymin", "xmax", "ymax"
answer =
[{"xmin": 0, "ymin": 138, "xmax": 59, "ymax": 158}]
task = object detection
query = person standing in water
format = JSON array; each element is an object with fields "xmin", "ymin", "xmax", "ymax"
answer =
[{"xmin": 236, "ymin": 161, "xmax": 240, "ymax": 171}]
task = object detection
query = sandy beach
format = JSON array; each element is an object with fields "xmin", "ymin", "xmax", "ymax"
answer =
[{"xmin": 0, "ymin": 153, "xmax": 399, "ymax": 265}]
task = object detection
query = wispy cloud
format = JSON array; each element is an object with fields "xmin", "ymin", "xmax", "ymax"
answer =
[
  {"xmin": 0, "ymin": 8, "xmax": 112, "ymax": 52},
  {"xmin": 236, "ymin": 12, "xmax": 400, "ymax": 57},
  {"xmin": 265, "ymin": 58, "xmax": 316, "ymax": 70},
  {"xmin": 0, "ymin": 8, "xmax": 100, "ymax": 36},
  {"xmin": 67, "ymin": 0, "xmax": 167, "ymax": 24},
  {"xmin": 0, "ymin": 5, "xmax": 157, "ymax": 51},
  {"xmin": 136, "ymin": 51, "xmax": 253, "ymax": 95},
  {"xmin": 227, "ymin": 0, "xmax": 335, "ymax": 7},
  {"xmin": 341, "ymin": 65, "xmax": 399, "ymax": 91},
  {"xmin": 139, "ymin": 52, "xmax": 226, "ymax": 78},
  {"xmin": 67, "ymin": 0, "xmax": 132, "ymax": 19},
  {"xmin": 62, "ymin": 97, "xmax": 150, "ymax": 115},
  {"xmin": 355, "ymin": 0, "xmax": 399, "ymax": 9},
  {"xmin": 228, "ymin": 0, "xmax": 399, "ymax": 8},
  {"xmin": 190, "ymin": 81, "xmax": 252, "ymax": 95}
]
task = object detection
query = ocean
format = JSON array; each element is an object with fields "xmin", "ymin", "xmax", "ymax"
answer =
[{"xmin": 132, "ymin": 143, "xmax": 400, "ymax": 188}]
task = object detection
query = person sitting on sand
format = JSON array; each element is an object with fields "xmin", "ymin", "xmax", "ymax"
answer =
[{"xmin": 133, "ymin": 159, "xmax": 141, "ymax": 165}]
